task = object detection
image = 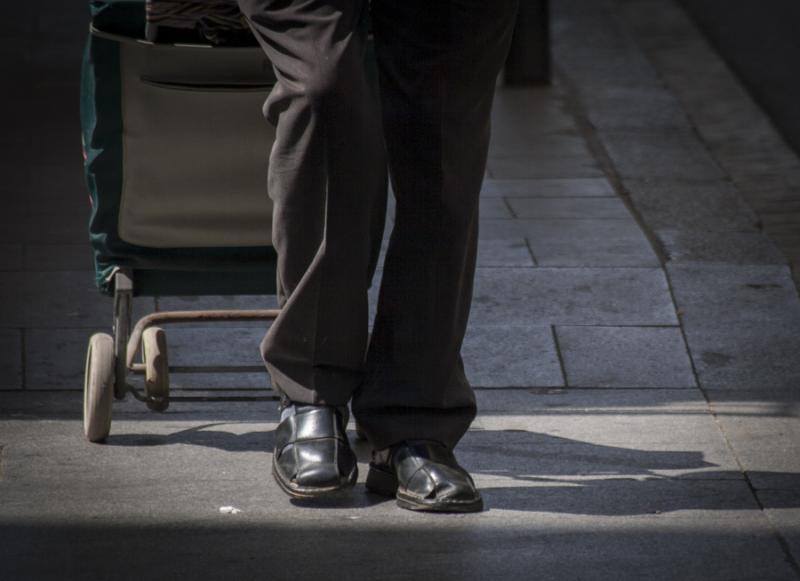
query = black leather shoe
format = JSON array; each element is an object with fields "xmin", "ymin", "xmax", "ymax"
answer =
[
  {"xmin": 366, "ymin": 440, "xmax": 484, "ymax": 513},
  {"xmin": 272, "ymin": 403, "xmax": 358, "ymax": 499}
]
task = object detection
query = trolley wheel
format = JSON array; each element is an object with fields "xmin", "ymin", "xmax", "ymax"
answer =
[
  {"xmin": 83, "ymin": 333, "xmax": 115, "ymax": 443},
  {"xmin": 143, "ymin": 327, "xmax": 170, "ymax": 412}
]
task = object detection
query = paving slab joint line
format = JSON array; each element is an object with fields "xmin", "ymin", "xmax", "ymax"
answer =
[
  {"xmin": 549, "ymin": 324, "xmax": 569, "ymax": 388},
  {"xmin": 522, "ymin": 236, "xmax": 539, "ymax": 266},
  {"xmin": 501, "ymin": 196, "xmax": 517, "ymax": 219},
  {"xmin": 552, "ymin": 66, "xmax": 670, "ymax": 268},
  {"xmin": 704, "ymin": 398, "xmax": 800, "ymax": 579},
  {"xmin": 662, "ymin": 259, "xmax": 800, "ymax": 577},
  {"xmin": 624, "ymin": 215, "xmax": 800, "ymax": 574}
]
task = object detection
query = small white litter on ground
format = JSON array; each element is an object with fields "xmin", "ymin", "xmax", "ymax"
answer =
[{"xmin": 219, "ymin": 506, "xmax": 243, "ymax": 515}]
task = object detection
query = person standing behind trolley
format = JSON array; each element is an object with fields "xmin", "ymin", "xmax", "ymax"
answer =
[{"xmin": 236, "ymin": 0, "xmax": 519, "ymax": 512}]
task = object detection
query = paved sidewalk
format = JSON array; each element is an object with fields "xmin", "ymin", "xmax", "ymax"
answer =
[{"xmin": 1, "ymin": 1, "xmax": 799, "ymax": 580}]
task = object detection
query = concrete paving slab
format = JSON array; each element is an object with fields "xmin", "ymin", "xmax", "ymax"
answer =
[
  {"xmin": 0, "ymin": 509, "xmax": 795, "ymax": 581},
  {"xmin": 161, "ymin": 326, "xmax": 270, "ymax": 389},
  {"xmin": 556, "ymin": 326, "xmax": 696, "ymax": 388},
  {"xmin": 757, "ymin": 489, "xmax": 800, "ymax": 566},
  {"xmin": 601, "ymin": 131, "xmax": 726, "ymax": 181},
  {"xmin": 580, "ymin": 86, "xmax": 690, "ymax": 132},
  {"xmin": 528, "ymin": 219, "xmax": 660, "ymax": 267},
  {"xmin": 0, "ymin": 329, "xmax": 22, "ymax": 390},
  {"xmin": 556, "ymin": 46, "xmax": 663, "ymax": 89},
  {"xmin": 481, "ymin": 177, "xmax": 614, "ymax": 198},
  {"xmin": 166, "ymin": 371, "xmax": 272, "ymax": 390},
  {"xmin": 659, "ymin": 229, "xmax": 787, "ymax": 265},
  {"xmin": 507, "ymin": 197, "xmax": 631, "ymax": 220},
  {"xmin": 0, "ymin": 271, "xmax": 155, "ymax": 329},
  {"xmin": 157, "ymin": 294, "xmax": 280, "ymax": 313},
  {"xmin": 24, "ymin": 326, "xmax": 271, "ymax": 391},
  {"xmin": 479, "ymin": 218, "xmax": 660, "ymax": 267},
  {"xmin": 491, "ymin": 88, "xmax": 577, "ymax": 135},
  {"xmin": 25, "ymin": 328, "xmax": 97, "ymax": 390},
  {"xmin": 705, "ymin": 390, "xmax": 800, "ymax": 490},
  {"xmin": 462, "ymin": 325, "xmax": 563, "ymax": 388},
  {"xmin": 475, "ymin": 238, "xmax": 534, "ymax": 267},
  {"xmin": 487, "ymin": 156, "xmax": 605, "ymax": 179},
  {"xmin": 488, "ymin": 132, "xmax": 593, "ymax": 159},
  {"xmin": 23, "ymin": 243, "xmax": 95, "ymax": 271},
  {"xmin": 0, "ymin": 390, "xmax": 793, "ymax": 580},
  {"xmin": 0, "ymin": 243, "xmax": 23, "ymax": 270},
  {"xmin": 472, "ymin": 389, "xmax": 739, "ymax": 480},
  {"xmin": 0, "ymin": 212, "xmax": 88, "ymax": 244},
  {"xmin": 685, "ymin": 323, "xmax": 800, "ymax": 390},
  {"xmin": 469, "ymin": 267, "xmax": 678, "ymax": 327},
  {"xmin": 623, "ymin": 178, "xmax": 759, "ymax": 232},
  {"xmin": 480, "ymin": 197, "xmax": 513, "ymax": 219},
  {"xmin": 27, "ymin": 161, "xmax": 88, "ymax": 214},
  {"xmin": 668, "ymin": 264, "xmax": 800, "ymax": 330},
  {"xmin": 379, "ymin": 237, "xmax": 534, "ymax": 268}
]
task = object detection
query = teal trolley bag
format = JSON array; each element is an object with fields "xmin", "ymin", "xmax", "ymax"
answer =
[{"xmin": 80, "ymin": 0, "xmax": 281, "ymax": 441}]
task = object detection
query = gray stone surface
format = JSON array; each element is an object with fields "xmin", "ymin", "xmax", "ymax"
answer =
[
  {"xmin": 556, "ymin": 326, "xmax": 696, "ymax": 388},
  {"xmin": 0, "ymin": 271, "xmax": 155, "ymax": 329},
  {"xmin": 758, "ymin": 489, "xmax": 800, "ymax": 566},
  {"xmin": 0, "ymin": 243, "xmax": 23, "ymax": 270},
  {"xmin": 162, "ymin": 326, "xmax": 270, "ymax": 389},
  {"xmin": 472, "ymin": 388, "xmax": 740, "ymax": 479},
  {"xmin": 480, "ymin": 218, "xmax": 660, "ymax": 267},
  {"xmin": 506, "ymin": 197, "xmax": 631, "ymax": 220},
  {"xmin": 476, "ymin": 238, "xmax": 534, "ymax": 267},
  {"xmin": 487, "ymin": 156, "xmax": 605, "ymax": 179},
  {"xmin": 623, "ymin": 179, "xmax": 759, "ymax": 232},
  {"xmin": 25, "ymin": 328, "xmax": 96, "ymax": 390},
  {"xmin": 488, "ymin": 132, "xmax": 593, "ymax": 159},
  {"xmin": 24, "ymin": 326, "xmax": 271, "ymax": 391},
  {"xmin": 490, "ymin": 87, "xmax": 577, "ymax": 136},
  {"xmin": 668, "ymin": 264, "xmax": 800, "ymax": 330},
  {"xmin": 3, "ymin": 388, "xmax": 796, "ymax": 581},
  {"xmin": 0, "ymin": 329, "xmax": 21, "ymax": 390},
  {"xmin": 469, "ymin": 267, "xmax": 677, "ymax": 327},
  {"xmin": 462, "ymin": 325, "xmax": 562, "ymax": 387},
  {"xmin": 27, "ymin": 161, "xmax": 88, "ymax": 214},
  {"xmin": 619, "ymin": 0, "xmax": 800, "ymax": 279},
  {"xmin": 1, "ymin": 0, "xmax": 799, "ymax": 576},
  {"xmin": 685, "ymin": 324, "xmax": 800, "ymax": 390},
  {"xmin": 580, "ymin": 86, "xmax": 690, "ymax": 132},
  {"xmin": 704, "ymin": 390, "xmax": 800, "ymax": 490},
  {"xmin": 0, "ymin": 211, "xmax": 88, "ymax": 245},
  {"xmin": 157, "ymin": 294, "xmax": 280, "ymax": 324},
  {"xmin": 479, "ymin": 197, "xmax": 513, "ymax": 219},
  {"xmin": 556, "ymin": 46, "xmax": 663, "ymax": 89},
  {"xmin": 24, "ymin": 243, "xmax": 95, "ymax": 271},
  {"xmin": 481, "ymin": 177, "xmax": 614, "ymax": 198},
  {"xmin": 601, "ymin": 131, "xmax": 726, "ymax": 181},
  {"xmin": 659, "ymin": 229, "xmax": 787, "ymax": 265}
]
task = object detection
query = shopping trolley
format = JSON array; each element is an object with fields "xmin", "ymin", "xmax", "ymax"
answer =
[{"xmin": 80, "ymin": 1, "xmax": 282, "ymax": 442}]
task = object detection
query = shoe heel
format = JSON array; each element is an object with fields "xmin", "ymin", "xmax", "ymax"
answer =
[{"xmin": 365, "ymin": 465, "xmax": 398, "ymax": 497}]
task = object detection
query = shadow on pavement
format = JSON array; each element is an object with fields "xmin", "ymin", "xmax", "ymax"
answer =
[{"xmin": 99, "ymin": 424, "xmax": 800, "ymax": 516}]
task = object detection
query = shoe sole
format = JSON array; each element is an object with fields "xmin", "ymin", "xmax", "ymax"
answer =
[
  {"xmin": 365, "ymin": 464, "xmax": 484, "ymax": 513},
  {"xmin": 272, "ymin": 454, "xmax": 358, "ymax": 500}
]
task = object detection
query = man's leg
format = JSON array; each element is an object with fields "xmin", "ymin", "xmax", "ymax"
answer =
[
  {"xmin": 236, "ymin": 0, "xmax": 387, "ymax": 406},
  {"xmin": 354, "ymin": 0, "xmax": 519, "ymax": 451},
  {"xmin": 236, "ymin": 0, "xmax": 386, "ymax": 497}
]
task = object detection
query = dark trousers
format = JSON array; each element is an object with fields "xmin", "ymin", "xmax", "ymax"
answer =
[{"xmin": 236, "ymin": 0, "xmax": 519, "ymax": 450}]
